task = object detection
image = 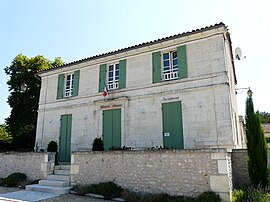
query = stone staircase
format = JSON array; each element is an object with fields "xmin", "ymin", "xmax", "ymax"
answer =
[{"xmin": 26, "ymin": 164, "xmax": 72, "ymax": 195}]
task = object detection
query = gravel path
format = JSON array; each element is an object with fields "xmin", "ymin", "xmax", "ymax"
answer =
[
  {"xmin": 0, "ymin": 186, "xmax": 114, "ymax": 202},
  {"xmin": 0, "ymin": 186, "xmax": 21, "ymax": 194},
  {"xmin": 39, "ymin": 194, "xmax": 114, "ymax": 202}
]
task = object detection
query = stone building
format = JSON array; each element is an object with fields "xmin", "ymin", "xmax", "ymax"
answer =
[{"xmin": 35, "ymin": 22, "xmax": 244, "ymax": 162}]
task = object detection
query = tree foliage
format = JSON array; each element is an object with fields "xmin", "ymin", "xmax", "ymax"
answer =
[
  {"xmin": 259, "ymin": 111, "xmax": 270, "ymax": 123},
  {"xmin": 4, "ymin": 54, "xmax": 64, "ymax": 151},
  {"xmin": 0, "ymin": 124, "xmax": 12, "ymax": 143},
  {"xmin": 245, "ymin": 96, "xmax": 268, "ymax": 188}
]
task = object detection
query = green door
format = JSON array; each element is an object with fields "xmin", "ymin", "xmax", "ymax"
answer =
[
  {"xmin": 162, "ymin": 101, "xmax": 184, "ymax": 149},
  {"xmin": 103, "ymin": 109, "xmax": 121, "ymax": 151},
  {"xmin": 59, "ymin": 114, "xmax": 72, "ymax": 162}
]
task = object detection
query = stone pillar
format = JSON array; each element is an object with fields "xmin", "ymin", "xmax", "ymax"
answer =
[
  {"xmin": 40, "ymin": 152, "xmax": 55, "ymax": 178},
  {"xmin": 210, "ymin": 151, "xmax": 232, "ymax": 202},
  {"xmin": 70, "ymin": 153, "xmax": 79, "ymax": 186}
]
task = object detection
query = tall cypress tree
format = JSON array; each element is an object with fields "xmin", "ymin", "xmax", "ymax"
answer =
[{"xmin": 245, "ymin": 95, "xmax": 268, "ymax": 188}]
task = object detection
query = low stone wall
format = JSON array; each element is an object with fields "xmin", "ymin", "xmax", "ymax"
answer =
[
  {"xmin": 71, "ymin": 149, "xmax": 232, "ymax": 201},
  {"xmin": 0, "ymin": 152, "xmax": 55, "ymax": 180},
  {"xmin": 231, "ymin": 149, "xmax": 270, "ymax": 188}
]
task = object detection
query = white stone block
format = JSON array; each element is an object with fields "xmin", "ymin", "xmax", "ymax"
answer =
[
  {"xmin": 71, "ymin": 165, "xmax": 79, "ymax": 175},
  {"xmin": 217, "ymin": 160, "xmax": 228, "ymax": 174},
  {"xmin": 210, "ymin": 175, "xmax": 229, "ymax": 192},
  {"xmin": 211, "ymin": 152, "xmax": 226, "ymax": 160},
  {"xmin": 41, "ymin": 163, "xmax": 48, "ymax": 172}
]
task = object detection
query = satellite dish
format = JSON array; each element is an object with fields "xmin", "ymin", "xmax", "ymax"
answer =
[{"xmin": 235, "ymin": 47, "xmax": 242, "ymax": 60}]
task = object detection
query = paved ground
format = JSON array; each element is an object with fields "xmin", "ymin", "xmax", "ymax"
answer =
[{"xmin": 0, "ymin": 187, "xmax": 114, "ymax": 202}]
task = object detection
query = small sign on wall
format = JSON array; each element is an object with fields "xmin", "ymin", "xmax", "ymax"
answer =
[
  {"xmin": 164, "ymin": 132, "xmax": 170, "ymax": 137},
  {"xmin": 100, "ymin": 104, "xmax": 122, "ymax": 110},
  {"xmin": 162, "ymin": 96, "xmax": 180, "ymax": 102}
]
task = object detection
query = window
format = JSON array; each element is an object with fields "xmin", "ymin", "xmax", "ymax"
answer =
[
  {"xmin": 99, "ymin": 59, "xmax": 126, "ymax": 93},
  {"xmin": 57, "ymin": 70, "xmax": 80, "ymax": 99},
  {"xmin": 152, "ymin": 45, "xmax": 187, "ymax": 83},
  {"xmin": 162, "ymin": 51, "xmax": 178, "ymax": 81},
  {"xmin": 64, "ymin": 73, "xmax": 74, "ymax": 97},
  {"xmin": 107, "ymin": 64, "xmax": 119, "ymax": 90}
]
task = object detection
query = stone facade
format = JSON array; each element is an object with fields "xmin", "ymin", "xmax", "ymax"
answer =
[
  {"xmin": 71, "ymin": 149, "xmax": 232, "ymax": 201},
  {"xmin": 0, "ymin": 152, "xmax": 55, "ymax": 180},
  {"xmin": 35, "ymin": 23, "xmax": 244, "ymax": 153}
]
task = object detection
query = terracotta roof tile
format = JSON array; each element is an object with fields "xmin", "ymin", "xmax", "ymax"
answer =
[{"xmin": 262, "ymin": 124, "xmax": 270, "ymax": 133}]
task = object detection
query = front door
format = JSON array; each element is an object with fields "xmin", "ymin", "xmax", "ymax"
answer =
[
  {"xmin": 162, "ymin": 101, "xmax": 184, "ymax": 149},
  {"xmin": 59, "ymin": 114, "xmax": 72, "ymax": 162},
  {"xmin": 103, "ymin": 109, "xmax": 121, "ymax": 151}
]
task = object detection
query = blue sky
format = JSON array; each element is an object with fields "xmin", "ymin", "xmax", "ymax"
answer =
[{"xmin": 0, "ymin": 0, "xmax": 269, "ymax": 123}]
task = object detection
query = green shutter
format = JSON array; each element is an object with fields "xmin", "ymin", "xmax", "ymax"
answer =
[
  {"xmin": 152, "ymin": 51, "xmax": 161, "ymax": 83},
  {"xmin": 177, "ymin": 45, "xmax": 188, "ymax": 79},
  {"xmin": 112, "ymin": 109, "xmax": 121, "ymax": 147},
  {"xmin": 73, "ymin": 70, "xmax": 80, "ymax": 96},
  {"xmin": 119, "ymin": 59, "xmax": 126, "ymax": 89},
  {"xmin": 99, "ymin": 64, "xmax": 107, "ymax": 92},
  {"xmin": 57, "ymin": 74, "xmax": 64, "ymax": 99}
]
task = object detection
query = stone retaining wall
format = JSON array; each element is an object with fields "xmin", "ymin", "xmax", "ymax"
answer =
[
  {"xmin": 71, "ymin": 149, "xmax": 232, "ymax": 201},
  {"xmin": 231, "ymin": 149, "xmax": 270, "ymax": 188},
  {"xmin": 0, "ymin": 152, "xmax": 55, "ymax": 180}
]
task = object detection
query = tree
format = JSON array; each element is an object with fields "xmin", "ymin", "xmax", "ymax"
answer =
[
  {"xmin": 4, "ymin": 54, "xmax": 64, "ymax": 151},
  {"xmin": 0, "ymin": 124, "xmax": 12, "ymax": 151},
  {"xmin": 258, "ymin": 111, "xmax": 270, "ymax": 123},
  {"xmin": 245, "ymin": 95, "xmax": 268, "ymax": 188}
]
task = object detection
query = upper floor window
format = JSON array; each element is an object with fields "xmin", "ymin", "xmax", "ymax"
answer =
[
  {"xmin": 99, "ymin": 59, "xmax": 126, "ymax": 93},
  {"xmin": 152, "ymin": 45, "xmax": 187, "ymax": 83},
  {"xmin": 162, "ymin": 51, "xmax": 178, "ymax": 81},
  {"xmin": 57, "ymin": 70, "xmax": 80, "ymax": 99},
  {"xmin": 64, "ymin": 73, "xmax": 74, "ymax": 97},
  {"xmin": 107, "ymin": 64, "xmax": 119, "ymax": 90}
]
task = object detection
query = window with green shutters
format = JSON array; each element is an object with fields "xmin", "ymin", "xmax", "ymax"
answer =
[
  {"xmin": 99, "ymin": 59, "xmax": 126, "ymax": 92},
  {"xmin": 152, "ymin": 45, "xmax": 187, "ymax": 83},
  {"xmin": 57, "ymin": 70, "xmax": 80, "ymax": 99}
]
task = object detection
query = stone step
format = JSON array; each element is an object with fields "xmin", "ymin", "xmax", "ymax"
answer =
[
  {"xmin": 39, "ymin": 179, "xmax": 69, "ymax": 187},
  {"xmin": 54, "ymin": 165, "xmax": 71, "ymax": 170},
  {"xmin": 25, "ymin": 184, "xmax": 72, "ymax": 195},
  {"xmin": 54, "ymin": 169, "xmax": 70, "ymax": 176},
  {"xmin": 47, "ymin": 174, "xmax": 70, "ymax": 182}
]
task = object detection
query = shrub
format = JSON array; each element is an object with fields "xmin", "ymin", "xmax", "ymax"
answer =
[
  {"xmin": 47, "ymin": 141, "xmax": 57, "ymax": 152},
  {"xmin": 92, "ymin": 138, "xmax": 104, "ymax": 151},
  {"xmin": 72, "ymin": 184, "xmax": 91, "ymax": 196},
  {"xmin": 72, "ymin": 182, "xmax": 122, "ymax": 198},
  {"xmin": 232, "ymin": 188, "xmax": 270, "ymax": 202},
  {"xmin": 88, "ymin": 181, "xmax": 122, "ymax": 199},
  {"xmin": 121, "ymin": 189, "xmax": 142, "ymax": 202},
  {"xmin": 47, "ymin": 140, "xmax": 58, "ymax": 165},
  {"xmin": 197, "ymin": 191, "xmax": 221, "ymax": 202},
  {"xmin": 2, "ymin": 173, "xmax": 27, "ymax": 187}
]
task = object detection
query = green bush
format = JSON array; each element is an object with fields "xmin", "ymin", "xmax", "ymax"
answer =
[
  {"xmin": 232, "ymin": 188, "xmax": 270, "ymax": 202},
  {"xmin": 47, "ymin": 141, "xmax": 57, "ymax": 152},
  {"xmin": 196, "ymin": 191, "xmax": 221, "ymax": 202},
  {"xmin": 72, "ymin": 182, "xmax": 122, "ymax": 198},
  {"xmin": 72, "ymin": 184, "xmax": 91, "ymax": 196},
  {"xmin": 47, "ymin": 140, "xmax": 58, "ymax": 165},
  {"xmin": 92, "ymin": 138, "xmax": 104, "ymax": 151},
  {"xmin": 121, "ymin": 189, "xmax": 142, "ymax": 202},
  {"xmin": 88, "ymin": 181, "xmax": 122, "ymax": 198},
  {"xmin": 2, "ymin": 173, "xmax": 27, "ymax": 187}
]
